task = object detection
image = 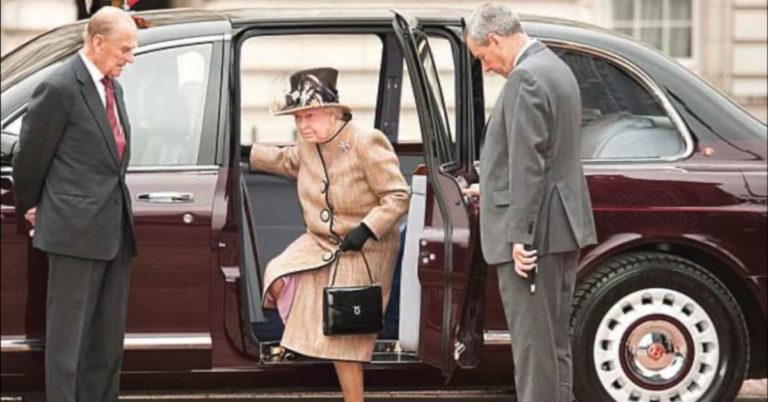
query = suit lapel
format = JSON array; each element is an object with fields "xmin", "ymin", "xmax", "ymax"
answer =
[{"xmin": 73, "ymin": 55, "xmax": 120, "ymax": 167}]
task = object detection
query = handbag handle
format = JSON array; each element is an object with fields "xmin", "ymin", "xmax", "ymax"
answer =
[{"xmin": 329, "ymin": 249, "xmax": 375, "ymax": 287}]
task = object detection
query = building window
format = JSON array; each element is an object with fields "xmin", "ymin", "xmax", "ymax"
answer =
[{"xmin": 612, "ymin": 0, "xmax": 693, "ymax": 59}]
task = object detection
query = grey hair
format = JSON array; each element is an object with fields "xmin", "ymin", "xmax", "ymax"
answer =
[
  {"xmin": 465, "ymin": 3, "xmax": 524, "ymax": 45},
  {"xmin": 82, "ymin": 6, "xmax": 136, "ymax": 42}
]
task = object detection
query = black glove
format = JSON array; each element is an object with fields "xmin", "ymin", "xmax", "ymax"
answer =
[{"xmin": 339, "ymin": 224, "xmax": 374, "ymax": 252}]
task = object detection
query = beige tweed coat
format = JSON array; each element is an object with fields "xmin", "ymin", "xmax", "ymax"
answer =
[{"xmin": 250, "ymin": 120, "xmax": 410, "ymax": 362}]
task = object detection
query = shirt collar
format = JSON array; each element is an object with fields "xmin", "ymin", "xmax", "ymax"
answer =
[
  {"xmin": 513, "ymin": 37, "xmax": 537, "ymax": 68},
  {"xmin": 79, "ymin": 51, "xmax": 106, "ymax": 86}
]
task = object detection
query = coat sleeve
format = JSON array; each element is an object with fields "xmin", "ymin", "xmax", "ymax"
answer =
[
  {"xmin": 12, "ymin": 81, "xmax": 69, "ymax": 215},
  {"xmin": 502, "ymin": 69, "xmax": 551, "ymax": 246},
  {"xmin": 249, "ymin": 144, "xmax": 300, "ymax": 178},
  {"xmin": 360, "ymin": 131, "xmax": 410, "ymax": 239}
]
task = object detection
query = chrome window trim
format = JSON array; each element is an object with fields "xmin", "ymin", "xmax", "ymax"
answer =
[
  {"xmin": 132, "ymin": 34, "xmax": 227, "ymax": 54},
  {"xmin": 2, "ymin": 165, "xmax": 220, "ymax": 174},
  {"xmin": 1, "ymin": 333, "xmax": 211, "ymax": 352},
  {"xmin": 541, "ymin": 38, "xmax": 695, "ymax": 164},
  {"xmin": 127, "ymin": 165, "xmax": 221, "ymax": 173}
]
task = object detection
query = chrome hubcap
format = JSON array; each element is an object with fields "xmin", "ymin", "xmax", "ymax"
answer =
[
  {"xmin": 593, "ymin": 288, "xmax": 720, "ymax": 402},
  {"xmin": 625, "ymin": 320, "xmax": 688, "ymax": 385}
]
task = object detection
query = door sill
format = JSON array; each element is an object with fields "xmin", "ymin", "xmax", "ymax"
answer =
[{"xmin": 259, "ymin": 340, "xmax": 419, "ymax": 365}]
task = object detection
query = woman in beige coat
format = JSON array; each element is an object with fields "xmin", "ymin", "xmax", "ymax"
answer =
[{"xmin": 249, "ymin": 67, "xmax": 409, "ymax": 402}]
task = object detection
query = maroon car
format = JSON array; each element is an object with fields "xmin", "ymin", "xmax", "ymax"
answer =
[{"xmin": 1, "ymin": 8, "xmax": 765, "ymax": 402}]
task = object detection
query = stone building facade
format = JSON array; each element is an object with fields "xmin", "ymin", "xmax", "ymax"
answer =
[{"xmin": 1, "ymin": 0, "xmax": 766, "ymax": 126}]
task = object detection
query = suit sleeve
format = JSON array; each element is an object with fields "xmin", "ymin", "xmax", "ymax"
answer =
[
  {"xmin": 12, "ymin": 81, "xmax": 69, "ymax": 215},
  {"xmin": 249, "ymin": 143, "xmax": 300, "ymax": 178},
  {"xmin": 360, "ymin": 131, "xmax": 410, "ymax": 239},
  {"xmin": 503, "ymin": 70, "xmax": 550, "ymax": 245}
]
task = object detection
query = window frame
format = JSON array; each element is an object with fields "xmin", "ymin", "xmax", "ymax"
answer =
[
  {"xmin": 235, "ymin": 30, "xmax": 388, "ymax": 146},
  {"xmin": 228, "ymin": 21, "xmax": 462, "ymax": 159},
  {"xmin": 608, "ymin": 0, "xmax": 698, "ymax": 68},
  {"xmin": 0, "ymin": 35, "xmax": 226, "ymax": 173},
  {"xmin": 543, "ymin": 38, "xmax": 694, "ymax": 164}
]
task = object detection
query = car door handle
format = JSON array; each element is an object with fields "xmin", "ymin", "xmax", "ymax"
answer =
[{"xmin": 137, "ymin": 192, "xmax": 194, "ymax": 203}]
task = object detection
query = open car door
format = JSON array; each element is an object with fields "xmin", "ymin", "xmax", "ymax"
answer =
[{"xmin": 391, "ymin": 12, "xmax": 482, "ymax": 379}]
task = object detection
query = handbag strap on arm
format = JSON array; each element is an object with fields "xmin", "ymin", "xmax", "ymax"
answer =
[{"xmin": 329, "ymin": 249, "xmax": 374, "ymax": 287}]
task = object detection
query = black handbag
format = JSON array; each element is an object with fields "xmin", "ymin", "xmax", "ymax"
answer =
[{"xmin": 323, "ymin": 250, "xmax": 383, "ymax": 336}]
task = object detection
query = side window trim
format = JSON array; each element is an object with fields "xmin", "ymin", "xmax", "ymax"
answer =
[
  {"xmin": 542, "ymin": 39, "xmax": 695, "ymax": 164},
  {"xmin": 1, "ymin": 35, "xmax": 227, "ymax": 173}
]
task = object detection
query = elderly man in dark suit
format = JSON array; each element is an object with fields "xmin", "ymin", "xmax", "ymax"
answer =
[
  {"xmin": 12, "ymin": 6, "xmax": 138, "ymax": 402},
  {"xmin": 464, "ymin": 3, "xmax": 597, "ymax": 402}
]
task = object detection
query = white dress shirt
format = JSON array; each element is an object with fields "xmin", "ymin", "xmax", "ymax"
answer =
[
  {"xmin": 79, "ymin": 52, "xmax": 123, "ymax": 129},
  {"xmin": 513, "ymin": 37, "xmax": 538, "ymax": 68}
]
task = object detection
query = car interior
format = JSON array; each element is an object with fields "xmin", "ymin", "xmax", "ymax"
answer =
[{"xmin": 552, "ymin": 48, "xmax": 685, "ymax": 160}]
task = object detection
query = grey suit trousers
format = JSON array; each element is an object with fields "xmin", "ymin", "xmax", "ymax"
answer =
[
  {"xmin": 45, "ymin": 228, "xmax": 133, "ymax": 402},
  {"xmin": 496, "ymin": 250, "xmax": 579, "ymax": 402}
]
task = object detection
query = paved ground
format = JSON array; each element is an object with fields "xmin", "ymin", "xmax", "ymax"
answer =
[{"xmin": 4, "ymin": 379, "xmax": 765, "ymax": 401}]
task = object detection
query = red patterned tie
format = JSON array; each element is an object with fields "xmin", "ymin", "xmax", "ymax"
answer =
[{"xmin": 100, "ymin": 76, "xmax": 126, "ymax": 162}]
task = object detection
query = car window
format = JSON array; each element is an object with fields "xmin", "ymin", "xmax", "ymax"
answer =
[
  {"xmin": 239, "ymin": 34, "xmax": 382, "ymax": 145},
  {"xmin": 399, "ymin": 36, "xmax": 455, "ymax": 144},
  {"xmin": 1, "ymin": 45, "xmax": 213, "ymax": 168},
  {"xmin": 482, "ymin": 44, "xmax": 685, "ymax": 160},
  {"xmin": 120, "ymin": 43, "xmax": 213, "ymax": 166}
]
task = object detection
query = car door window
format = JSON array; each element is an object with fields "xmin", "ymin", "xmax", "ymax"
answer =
[
  {"xmin": 120, "ymin": 43, "xmax": 213, "ymax": 166},
  {"xmin": 482, "ymin": 44, "xmax": 685, "ymax": 161},
  {"xmin": 412, "ymin": 31, "xmax": 456, "ymax": 166},
  {"xmin": 398, "ymin": 36, "xmax": 456, "ymax": 145}
]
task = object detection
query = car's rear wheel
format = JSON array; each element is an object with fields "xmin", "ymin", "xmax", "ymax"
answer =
[{"xmin": 571, "ymin": 252, "xmax": 748, "ymax": 402}]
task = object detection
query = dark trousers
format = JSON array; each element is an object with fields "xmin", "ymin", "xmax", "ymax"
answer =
[
  {"xmin": 496, "ymin": 250, "xmax": 579, "ymax": 402},
  {"xmin": 44, "ymin": 235, "xmax": 133, "ymax": 402}
]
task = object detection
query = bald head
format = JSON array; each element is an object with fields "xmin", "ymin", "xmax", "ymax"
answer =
[
  {"xmin": 84, "ymin": 6, "xmax": 137, "ymax": 42},
  {"xmin": 82, "ymin": 6, "xmax": 138, "ymax": 78}
]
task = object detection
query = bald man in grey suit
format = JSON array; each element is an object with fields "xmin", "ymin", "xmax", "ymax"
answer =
[
  {"xmin": 465, "ymin": 3, "xmax": 597, "ymax": 402},
  {"xmin": 13, "ymin": 7, "xmax": 138, "ymax": 402}
]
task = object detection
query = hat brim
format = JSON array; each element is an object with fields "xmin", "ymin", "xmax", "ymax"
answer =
[{"xmin": 271, "ymin": 103, "xmax": 351, "ymax": 116}]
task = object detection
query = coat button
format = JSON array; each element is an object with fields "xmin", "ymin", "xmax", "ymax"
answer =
[
  {"xmin": 323, "ymin": 252, "xmax": 334, "ymax": 261},
  {"xmin": 320, "ymin": 209, "xmax": 331, "ymax": 223}
]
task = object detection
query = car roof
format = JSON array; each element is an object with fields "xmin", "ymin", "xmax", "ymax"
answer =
[{"xmin": 137, "ymin": 7, "xmax": 613, "ymax": 33}]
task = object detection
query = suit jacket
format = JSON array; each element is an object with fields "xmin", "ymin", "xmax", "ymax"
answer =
[
  {"xmin": 479, "ymin": 41, "xmax": 596, "ymax": 265},
  {"xmin": 13, "ymin": 55, "xmax": 137, "ymax": 260}
]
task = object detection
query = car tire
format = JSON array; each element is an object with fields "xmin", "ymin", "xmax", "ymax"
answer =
[{"xmin": 571, "ymin": 252, "xmax": 748, "ymax": 402}]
